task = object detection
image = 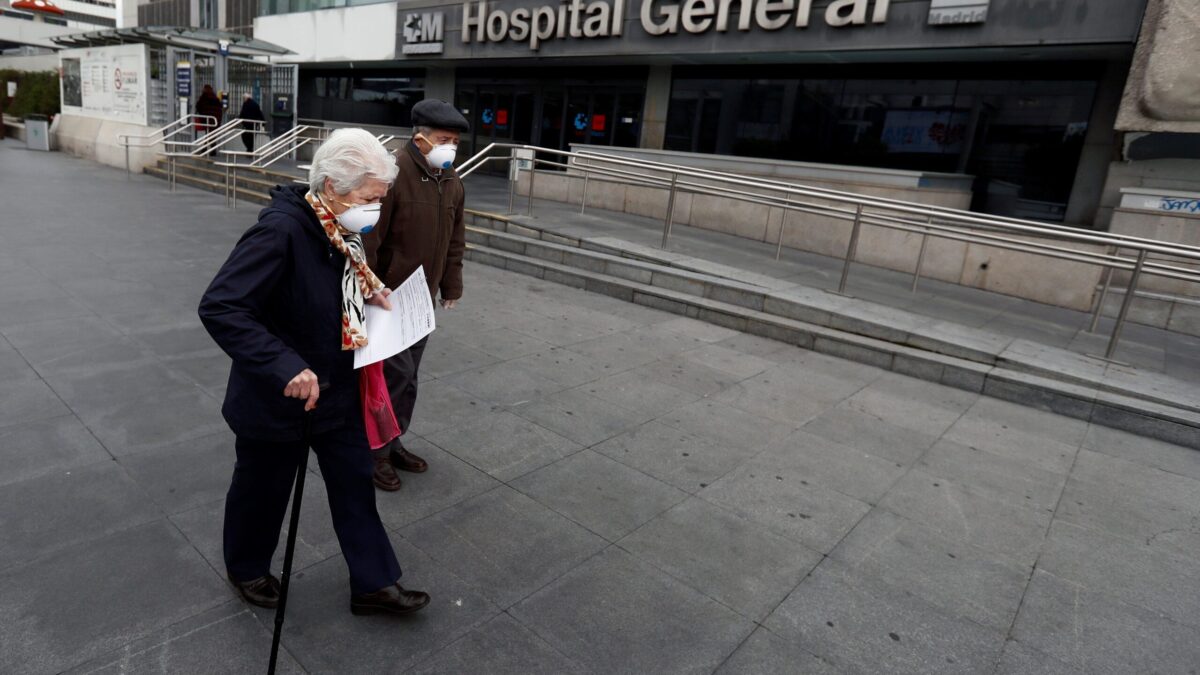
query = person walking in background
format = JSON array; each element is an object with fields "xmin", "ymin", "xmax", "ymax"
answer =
[
  {"xmin": 195, "ymin": 84, "xmax": 223, "ymax": 135},
  {"xmin": 237, "ymin": 93, "xmax": 265, "ymax": 152},
  {"xmin": 198, "ymin": 128, "xmax": 430, "ymax": 617},
  {"xmin": 363, "ymin": 99, "xmax": 469, "ymax": 492}
]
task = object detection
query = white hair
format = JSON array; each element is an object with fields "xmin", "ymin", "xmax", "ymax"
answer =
[{"xmin": 308, "ymin": 128, "xmax": 399, "ymax": 195}]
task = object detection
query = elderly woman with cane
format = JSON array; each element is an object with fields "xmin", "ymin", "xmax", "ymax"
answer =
[{"xmin": 199, "ymin": 128, "xmax": 429, "ymax": 617}]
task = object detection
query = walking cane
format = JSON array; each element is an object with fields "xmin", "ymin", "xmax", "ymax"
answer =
[{"xmin": 268, "ymin": 385, "xmax": 324, "ymax": 674}]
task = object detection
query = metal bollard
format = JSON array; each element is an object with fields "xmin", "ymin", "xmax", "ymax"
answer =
[{"xmin": 837, "ymin": 204, "xmax": 865, "ymax": 294}]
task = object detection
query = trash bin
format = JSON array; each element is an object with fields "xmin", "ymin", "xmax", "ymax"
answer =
[{"xmin": 25, "ymin": 114, "xmax": 50, "ymax": 152}]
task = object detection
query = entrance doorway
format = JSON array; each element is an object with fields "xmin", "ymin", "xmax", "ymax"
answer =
[{"xmin": 456, "ymin": 73, "xmax": 645, "ymax": 174}]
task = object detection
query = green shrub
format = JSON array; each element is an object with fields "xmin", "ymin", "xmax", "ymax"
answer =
[{"xmin": 0, "ymin": 70, "xmax": 61, "ymax": 119}]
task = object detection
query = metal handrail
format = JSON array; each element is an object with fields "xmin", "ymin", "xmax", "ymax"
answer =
[
  {"xmin": 156, "ymin": 119, "xmax": 268, "ymax": 193},
  {"xmin": 211, "ymin": 125, "xmax": 330, "ymax": 209},
  {"xmin": 117, "ymin": 114, "xmax": 216, "ymax": 176},
  {"xmin": 457, "ymin": 142, "xmax": 1200, "ymax": 360}
]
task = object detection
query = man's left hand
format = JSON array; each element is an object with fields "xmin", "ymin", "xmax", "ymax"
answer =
[
  {"xmin": 367, "ymin": 288, "xmax": 392, "ymax": 310},
  {"xmin": 440, "ymin": 298, "xmax": 458, "ymax": 309}
]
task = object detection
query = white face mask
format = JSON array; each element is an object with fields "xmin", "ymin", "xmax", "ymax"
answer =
[
  {"xmin": 426, "ymin": 142, "xmax": 457, "ymax": 170},
  {"xmin": 327, "ymin": 199, "xmax": 381, "ymax": 234}
]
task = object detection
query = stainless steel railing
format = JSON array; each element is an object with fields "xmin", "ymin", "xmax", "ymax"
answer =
[
  {"xmin": 117, "ymin": 114, "xmax": 216, "ymax": 177},
  {"xmin": 211, "ymin": 125, "xmax": 331, "ymax": 209},
  {"xmin": 456, "ymin": 143, "xmax": 1200, "ymax": 361},
  {"xmin": 157, "ymin": 119, "xmax": 269, "ymax": 193}
]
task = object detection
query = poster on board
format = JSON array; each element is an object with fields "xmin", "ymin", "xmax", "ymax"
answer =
[{"xmin": 58, "ymin": 44, "xmax": 149, "ymax": 125}]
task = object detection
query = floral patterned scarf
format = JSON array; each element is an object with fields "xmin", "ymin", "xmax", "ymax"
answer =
[{"xmin": 305, "ymin": 191, "xmax": 384, "ymax": 350}]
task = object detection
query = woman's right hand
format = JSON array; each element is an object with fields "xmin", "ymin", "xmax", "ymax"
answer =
[{"xmin": 284, "ymin": 368, "xmax": 320, "ymax": 411}]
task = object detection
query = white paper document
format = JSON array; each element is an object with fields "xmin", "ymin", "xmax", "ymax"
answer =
[{"xmin": 354, "ymin": 267, "xmax": 436, "ymax": 369}]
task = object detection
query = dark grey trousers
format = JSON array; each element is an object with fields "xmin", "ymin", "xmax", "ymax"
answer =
[{"xmin": 382, "ymin": 335, "xmax": 428, "ymax": 440}]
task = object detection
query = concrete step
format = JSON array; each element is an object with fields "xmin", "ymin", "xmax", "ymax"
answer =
[
  {"xmin": 144, "ymin": 165, "xmax": 272, "ymax": 205},
  {"xmin": 464, "ymin": 222, "xmax": 1200, "ymax": 449}
]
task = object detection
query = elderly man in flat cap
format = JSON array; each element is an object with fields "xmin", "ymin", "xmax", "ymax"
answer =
[{"xmin": 363, "ymin": 99, "xmax": 470, "ymax": 491}]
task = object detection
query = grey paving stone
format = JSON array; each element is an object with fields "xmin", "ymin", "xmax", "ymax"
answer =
[
  {"xmin": 801, "ymin": 406, "xmax": 939, "ymax": 466},
  {"xmin": 511, "ymin": 450, "xmax": 687, "ymax": 540},
  {"xmin": 511, "ymin": 387, "xmax": 656, "ymax": 447},
  {"xmin": 408, "ymin": 612, "xmax": 587, "ymax": 675},
  {"xmin": 764, "ymin": 558, "xmax": 1005, "ymax": 674},
  {"xmin": 714, "ymin": 627, "xmax": 841, "ymax": 675},
  {"xmin": 511, "ymin": 546, "xmax": 755, "ymax": 675},
  {"xmin": 1090, "ymin": 402, "xmax": 1200, "ymax": 450},
  {"xmin": 754, "ymin": 430, "xmax": 908, "ymax": 503},
  {"xmin": 425, "ymin": 410, "xmax": 582, "ymax": 482},
  {"xmin": 62, "ymin": 603, "xmax": 306, "ymax": 675},
  {"xmin": 1082, "ymin": 423, "xmax": 1200, "ymax": 481},
  {"xmin": 958, "ymin": 395, "xmax": 1089, "ymax": 449},
  {"xmin": 163, "ymin": 349, "xmax": 232, "ymax": 394},
  {"xmin": 506, "ymin": 310, "xmax": 628, "ymax": 346},
  {"xmin": 453, "ymin": 326, "xmax": 555, "ymax": 361},
  {"xmin": 640, "ymin": 354, "xmax": 746, "ymax": 397},
  {"xmin": 400, "ymin": 486, "xmax": 607, "ymax": 608},
  {"xmin": 1056, "ymin": 450, "xmax": 1200, "ymax": 560},
  {"xmin": 119, "ymin": 431, "xmax": 241, "ymax": 516},
  {"xmin": 1038, "ymin": 520, "xmax": 1200, "ymax": 630},
  {"xmin": 375, "ymin": 436, "xmax": 502, "ymax": 530},
  {"xmin": 877, "ymin": 470, "xmax": 1052, "ymax": 566},
  {"xmin": 167, "ymin": 477, "xmax": 343, "ymax": 582},
  {"xmin": 75, "ymin": 387, "xmax": 227, "ymax": 456},
  {"xmin": 942, "ymin": 411, "xmax": 1080, "ymax": 476},
  {"xmin": 829, "ymin": 509, "xmax": 1029, "ymax": 632},
  {"xmin": 702, "ymin": 460, "xmax": 871, "ymax": 553},
  {"xmin": 916, "ymin": 438, "xmax": 1067, "ymax": 512},
  {"xmin": 0, "ymin": 414, "xmax": 111, "ymax": 488},
  {"xmin": 713, "ymin": 333, "xmax": 794, "ymax": 360},
  {"xmin": 418, "ymin": 337, "xmax": 504, "ymax": 380},
  {"xmin": 992, "ymin": 640, "xmax": 1085, "ymax": 675},
  {"xmin": 563, "ymin": 330, "xmax": 677, "ymax": 370},
  {"xmin": 0, "ymin": 295, "xmax": 94, "ymax": 332},
  {"xmin": 408, "ymin": 379, "xmax": 500, "ymax": 437},
  {"xmin": 581, "ymin": 369, "xmax": 703, "ymax": 418},
  {"xmin": 681, "ymin": 342, "xmax": 776, "ymax": 380},
  {"xmin": 0, "ymin": 458, "xmax": 161, "ymax": 570},
  {"xmin": 1012, "ymin": 569, "xmax": 1200, "ymax": 675},
  {"xmin": 134, "ymin": 321, "xmax": 219, "ymax": 359},
  {"xmin": 842, "ymin": 373, "xmax": 976, "ymax": 437},
  {"xmin": 592, "ymin": 420, "xmax": 756, "ymax": 493},
  {"xmin": 440, "ymin": 359, "xmax": 567, "ymax": 406},
  {"xmin": 660, "ymin": 399, "xmax": 796, "ymax": 451},
  {"xmin": 506, "ymin": 347, "xmax": 621, "ymax": 388},
  {"xmin": 273, "ymin": 538, "xmax": 502, "ymax": 674},
  {"xmin": 0, "ymin": 378, "xmax": 71, "ymax": 430},
  {"xmin": 0, "ymin": 343, "xmax": 38, "ymax": 383},
  {"xmin": 982, "ymin": 372, "xmax": 1096, "ymax": 423},
  {"xmin": 0, "ymin": 520, "xmax": 228, "ymax": 675},
  {"xmin": 620, "ymin": 497, "xmax": 822, "ymax": 621},
  {"xmin": 43, "ymin": 359, "xmax": 195, "ymax": 417}
]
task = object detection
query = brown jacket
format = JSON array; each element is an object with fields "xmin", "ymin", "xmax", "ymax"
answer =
[{"xmin": 364, "ymin": 142, "xmax": 466, "ymax": 302}]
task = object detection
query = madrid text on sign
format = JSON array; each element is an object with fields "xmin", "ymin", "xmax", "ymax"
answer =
[{"xmin": 461, "ymin": 0, "xmax": 891, "ymax": 51}]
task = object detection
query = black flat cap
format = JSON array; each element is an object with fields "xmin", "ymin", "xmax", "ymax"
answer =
[{"xmin": 411, "ymin": 99, "xmax": 470, "ymax": 132}]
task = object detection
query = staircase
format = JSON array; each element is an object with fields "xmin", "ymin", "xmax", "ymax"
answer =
[{"xmin": 143, "ymin": 155, "xmax": 298, "ymax": 205}]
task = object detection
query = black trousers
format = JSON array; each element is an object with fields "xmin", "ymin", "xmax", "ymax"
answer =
[
  {"xmin": 223, "ymin": 422, "xmax": 402, "ymax": 595},
  {"xmin": 241, "ymin": 131, "xmax": 255, "ymax": 152},
  {"xmin": 382, "ymin": 335, "xmax": 428, "ymax": 438}
]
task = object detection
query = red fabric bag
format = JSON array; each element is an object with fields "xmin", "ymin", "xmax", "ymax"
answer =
[{"xmin": 359, "ymin": 361, "xmax": 401, "ymax": 450}]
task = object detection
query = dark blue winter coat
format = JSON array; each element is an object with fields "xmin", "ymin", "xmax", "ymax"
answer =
[{"xmin": 199, "ymin": 184, "xmax": 361, "ymax": 442}]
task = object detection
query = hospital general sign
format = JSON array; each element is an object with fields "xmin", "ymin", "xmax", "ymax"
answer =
[{"xmin": 402, "ymin": 0, "xmax": 987, "ymax": 54}]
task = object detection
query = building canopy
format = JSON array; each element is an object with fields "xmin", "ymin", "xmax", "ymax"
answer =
[{"xmin": 51, "ymin": 26, "xmax": 292, "ymax": 57}]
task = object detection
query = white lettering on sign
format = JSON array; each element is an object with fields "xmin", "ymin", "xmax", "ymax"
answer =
[
  {"xmin": 928, "ymin": 0, "xmax": 988, "ymax": 25},
  {"xmin": 459, "ymin": 0, "xmax": 888, "ymax": 50},
  {"xmin": 403, "ymin": 12, "xmax": 446, "ymax": 54}
]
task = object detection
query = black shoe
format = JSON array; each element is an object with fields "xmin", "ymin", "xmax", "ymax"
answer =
[
  {"xmin": 389, "ymin": 443, "xmax": 428, "ymax": 473},
  {"xmin": 373, "ymin": 453, "xmax": 403, "ymax": 491},
  {"xmin": 228, "ymin": 573, "xmax": 281, "ymax": 609},
  {"xmin": 350, "ymin": 584, "xmax": 431, "ymax": 616}
]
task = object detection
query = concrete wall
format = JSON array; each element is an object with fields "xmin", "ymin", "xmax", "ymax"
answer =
[
  {"xmin": 53, "ymin": 114, "xmax": 164, "ymax": 174},
  {"xmin": 514, "ymin": 167, "xmax": 1107, "ymax": 313},
  {"xmin": 1104, "ymin": 206, "xmax": 1200, "ymax": 335},
  {"xmin": 1095, "ymin": 158, "xmax": 1200, "ymax": 231}
]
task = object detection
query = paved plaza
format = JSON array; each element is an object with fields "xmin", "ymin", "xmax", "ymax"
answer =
[{"xmin": 3, "ymin": 141, "xmax": 1200, "ymax": 674}]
